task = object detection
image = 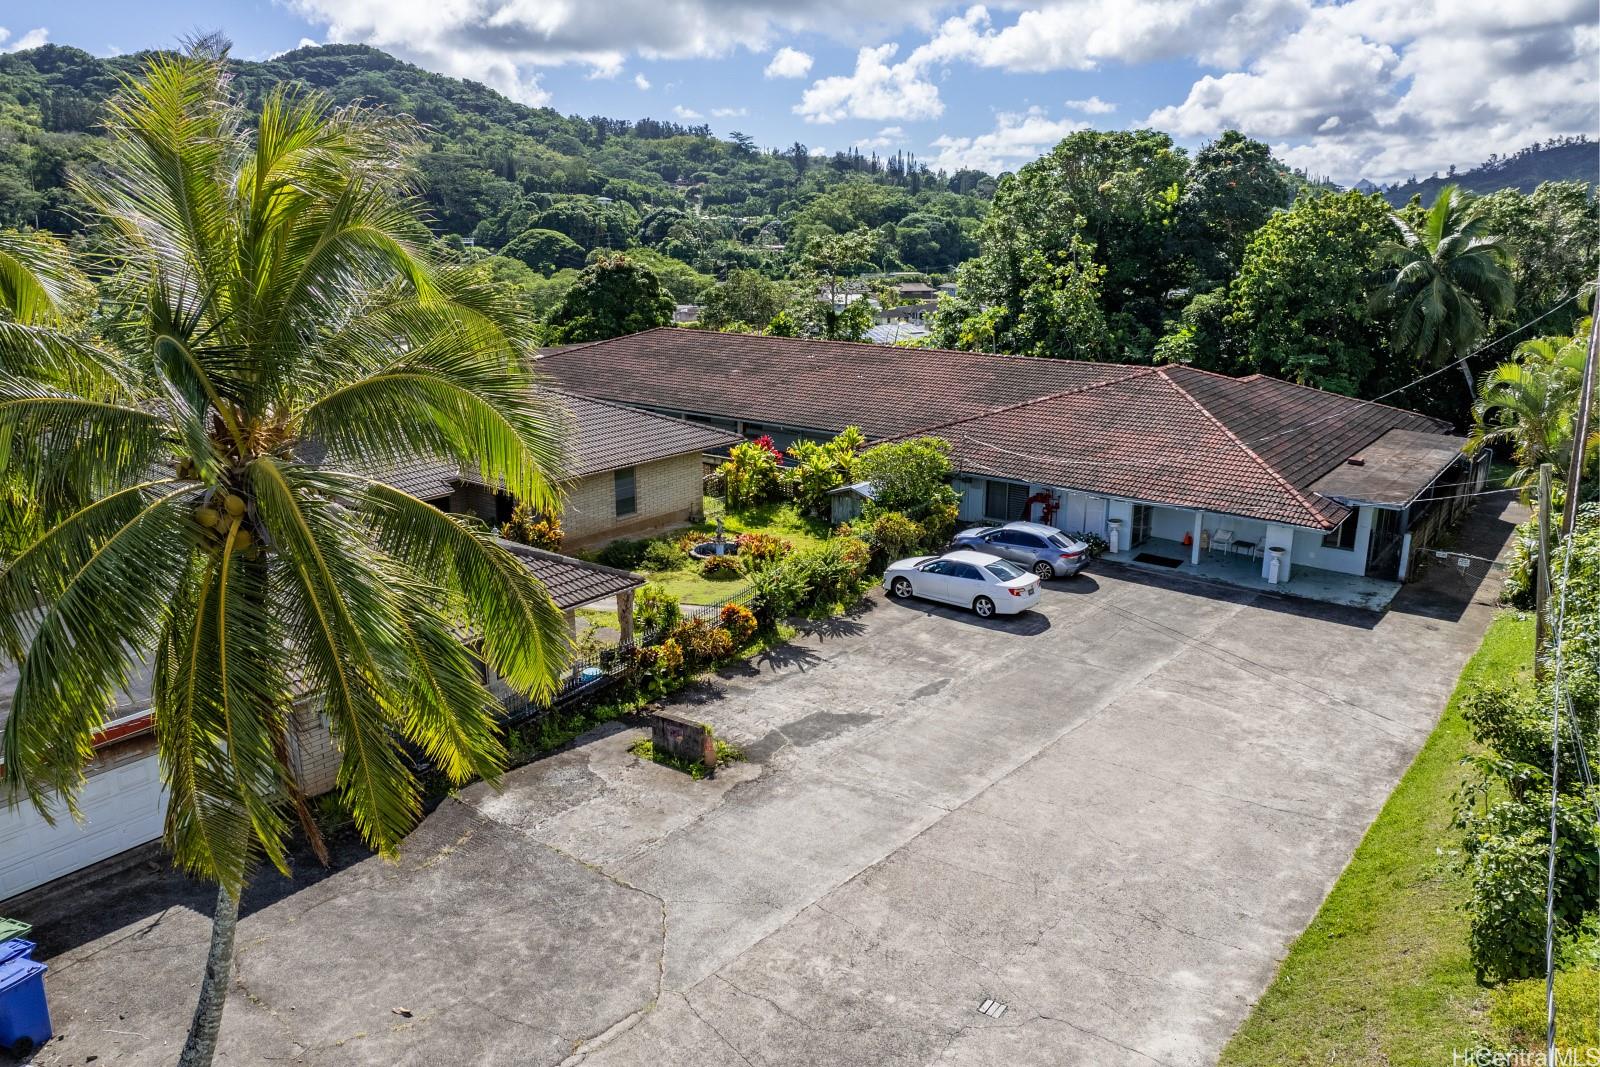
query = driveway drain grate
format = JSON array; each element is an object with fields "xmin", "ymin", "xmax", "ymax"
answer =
[{"xmin": 977, "ymin": 998, "xmax": 1007, "ymax": 1019}]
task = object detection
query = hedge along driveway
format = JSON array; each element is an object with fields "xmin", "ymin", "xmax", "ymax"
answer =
[{"xmin": 1219, "ymin": 611, "xmax": 1534, "ymax": 1066}]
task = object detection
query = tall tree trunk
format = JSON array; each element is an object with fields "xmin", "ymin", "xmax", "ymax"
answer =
[{"xmin": 177, "ymin": 885, "xmax": 241, "ymax": 1067}]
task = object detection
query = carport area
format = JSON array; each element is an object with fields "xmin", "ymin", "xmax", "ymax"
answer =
[{"xmin": 6, "ymin": 499, "xmax": 1519, "ymax": 1067}]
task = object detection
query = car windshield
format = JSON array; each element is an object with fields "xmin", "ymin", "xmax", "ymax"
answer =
[
  {"xmin": 985, "ymin": 560, "xmax": 1024, "ymax": 580},
  {"xmin": 1048, "ymin": 534, "xmax": 1075, "ymax": 549}
]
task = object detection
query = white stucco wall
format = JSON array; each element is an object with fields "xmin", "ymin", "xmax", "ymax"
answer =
[{"xmin": 1290, "ymin": 506, "xmax": 1372, "ymax": 577}]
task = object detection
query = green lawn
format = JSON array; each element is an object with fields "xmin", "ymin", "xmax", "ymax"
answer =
[
  {"xmin": 642, "ymin": 497, "xmax": 832, "ymax": 605},
  {"xmin": 1219, "ymin": 611, "xmax": 1535, "ymax": 1066}
]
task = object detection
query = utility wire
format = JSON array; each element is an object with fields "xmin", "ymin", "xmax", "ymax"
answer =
[{"xmin": 1542, "ymin": 512, "xmax": 1585, "ymax": 1058}]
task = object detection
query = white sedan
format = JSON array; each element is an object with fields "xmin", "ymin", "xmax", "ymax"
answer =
[{"xmin": 882, "ymin": 549, "xmax": 1042, "ymax": 618}]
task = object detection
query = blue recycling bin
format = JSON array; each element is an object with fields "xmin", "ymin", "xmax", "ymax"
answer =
[
  {"xmin": 0, "ymin": 940, "xmax": 32, "ymax": 965},
  {"xmin": 0, "ymin": 957, "xmax": 52, "ymax": 1056}
]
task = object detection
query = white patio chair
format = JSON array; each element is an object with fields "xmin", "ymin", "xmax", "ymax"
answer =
[{"xmin": 1210, "ymin": 529, "xmax": 1235, "ymax": 556}]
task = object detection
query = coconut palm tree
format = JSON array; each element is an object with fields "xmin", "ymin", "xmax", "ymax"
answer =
[
  {"xmin": 1469, "ymin": 326, "xmax": 1592, "ymax": 496},
  {"xmin": 1373, "ymin": 184, "xmax": 1515, "ymax": 398},
  {"xmin": 0, "ymin": 50, "xmax": 569, "ymax": 1066}
]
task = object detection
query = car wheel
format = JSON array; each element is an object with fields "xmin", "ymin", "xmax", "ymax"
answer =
[
  {"xmin": 1032, "ymin": 560, "xmax": 1055, "ymax": 580},
  {"xmin": 972, "ymin": 595, "xmax": 995, "ymax": 618},
  {"xmin": 891, "ymin": 577, "xmax": 914, "ymax": 598}
]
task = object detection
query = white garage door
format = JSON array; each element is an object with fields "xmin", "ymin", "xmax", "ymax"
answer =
[{"xmin": 0, "ymin": 755, "xmax": 167, "ymax": 902}]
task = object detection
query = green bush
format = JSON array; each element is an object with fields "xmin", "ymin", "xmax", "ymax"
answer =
[
  {"xmin": 866, "ymin": 511, "xmax": 924, "ymax": 561},
  {"xmin": 1486, "ymin": 963, "xmax": 1600, "ymax": 1054},
  {"xmin": 719, "ymin": 602, "xmax": 758, "ymax": 644},
  {"xmin": 641, "ymin": 539, "xmax": 688, "ymax": 571},
  {"xmin": 634, "ymin": 583, "xmax": 681, "ymax": 634},
  {"xmin": 783, "ymin": 427, "xmax": 866, "ymax": 517},
  {"xmin": 499, "ymin": 501, "xmax": 565, "ymax": 551},
  {"xmin": 1066, "ymin": 530, "xmax": 1110, "ymax": 557},
  {"xmin": 594, "ymin": 537, "xmax": 650, "ymax": 569},
  {"xmin": 718, "ymin": 438, "xmax": 782, "ymax": 509},
  {"xmin": 747, "ymin": 558, "xmax": 811, "ymax": 624},
  {"xmin": 700, "ymin": 552, "xmax": 742, "ymax": 577},
  {"xmin": 858, "ymin": 436, "xmax": 960, "ymax": 523}
]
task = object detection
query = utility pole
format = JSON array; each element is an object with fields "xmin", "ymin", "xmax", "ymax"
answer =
[
  {"xmin": 1535, "ymin": 463, "xmax": 1552, "ymax": 680},
  {"xmin": 1560, "ymin": 278, "xmax": 1599, "ymax": 537}
]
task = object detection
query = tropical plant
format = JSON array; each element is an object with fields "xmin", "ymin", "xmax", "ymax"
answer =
[
  {"xmin": 633, "ymin": 582, "xmax": 681, "ymax": 635},
  {"xmin": 784, "ymin": 426, "xmax": 866, "ymax": 517},
  {"xmin": 500, "ymin": 501, "xmax": 564, "ymax": 551},
  {"xmin": 0, "ymin": 51, "xmax": 569, "ymax": 1066},
  {"xmin": 718, "ymin": 437, "xmax": 782, "ymax": 509},
  {"xmin": 1469, "ymin": 325, "xmax": 1593, "ymax": 495},
  {"xmin": 718, "ymin": 602, "xmax": 757, "ymax": 644},
  {"xmin": 1373, "ymin": 184, "xmax": 1515, "ymax": 397}
]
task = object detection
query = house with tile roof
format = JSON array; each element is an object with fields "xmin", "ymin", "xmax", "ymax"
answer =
[
  {"xmin": 387, "ymin": 388, "xmax": 739, "ymax": 549},
  {"xmin": 538, "ymin": 329, "xmax": 1486, "ymax": 608}
]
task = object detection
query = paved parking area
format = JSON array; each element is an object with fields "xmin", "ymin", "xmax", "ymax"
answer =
[{"xmin": 9, "ymin": 502, "xmax": 1517, "ymax": 1067}]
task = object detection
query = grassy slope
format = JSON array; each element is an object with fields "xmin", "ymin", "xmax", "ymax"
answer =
[{"xmin": 1220, "ymin": 612, "xmax": 1535, "ymax": 1066}]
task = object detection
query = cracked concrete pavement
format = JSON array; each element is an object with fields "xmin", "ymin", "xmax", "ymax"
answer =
[{"xmin": 7, "ymin": 499, "xmax": 1517, "ymax": 1066}]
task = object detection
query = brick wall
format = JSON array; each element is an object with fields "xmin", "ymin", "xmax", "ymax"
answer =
[
  {"xmin": 285, "ymin": 706, "xmax": 341, "ymax": 798},
  {"xmin": 562, "ymin": 453, "xmax": 706, "ymax": 548},
  {"xmin": 448, "ymin": 454, "xmax": 705, "ymax": 549}
]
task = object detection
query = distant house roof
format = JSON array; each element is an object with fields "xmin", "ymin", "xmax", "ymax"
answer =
[
  {"xmin": 672, "ymin": 304, "xmax": 701, "ymax": 323},
  {"xmin": 537, "ymin": 329, "xmax": 1456, "ymax": 531},
  {"xmin": 537, "ymin": 328, "xmax": 1134, "ymax": 437},
  {"xmin": 864, "ymin": 322, "xmax": 931, "ymax": 345},
  {"xmin": 878, "ymin": 300, "xmax": 938, "ymax": 321},
  {"xmin": 895, "ymin": 281, "xmax": 936, "ymax": 295},
  {"xmin": 495, "ymin": 541, "xmax": 643, "ymax": 609}
]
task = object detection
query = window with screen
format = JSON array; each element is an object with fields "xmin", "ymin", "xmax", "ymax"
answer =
[
  {"xmin": 614, "ymin": 467, "xmax": 637, "ymax": 517},
  {"xmin": 984, "ymin": 480, "xmax": 1028, "ymax": 520}
]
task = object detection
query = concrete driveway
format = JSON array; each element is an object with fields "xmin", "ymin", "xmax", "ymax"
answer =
[{"xmin": 8, "ymin": 501, "xmax": 1517, "ymax": 1067}]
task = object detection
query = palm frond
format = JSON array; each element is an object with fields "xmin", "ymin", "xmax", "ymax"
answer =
[{"xmin": 0, "ymin": 231, "xmax": 87, "ymax": 326}]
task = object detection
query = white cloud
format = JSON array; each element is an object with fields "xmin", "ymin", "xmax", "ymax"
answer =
[
  {"xmin": 289, "ymin": 1, "xmax": 883, "ymax": 105},
  {"xmin": 633, "ymin": 72, "xmax": 651, "ymax": 90},
  {"xmin": 673, "ymin": 104, "xmax": 704, "ymax": 120},
  {"xmin": 929, "ymin": 107, "xmax": 1089, "ymax": 173},
  {"xmin": 269, "ymin": 37, "xmax": 322, "ymax": 59},
  {"xmin": 1064, "ymin": 95, "xmax": 1116, "ymax": 114},
  {"xmin": 855, "ymin": 125, "xmax": 906, "ymax": 149},
  {"xmin": 1145, "ymin": 0, "xmax": 1598, "ymax": 182},
  {"xmin": 796, "ymin": 43, "xmax": 942, "ymax": 123},
  {"xmin": 0, "ymin": 26, "xmax": 49, "ymax": 53},
  {"xmin": 764, "ymin": 46, "xmax": 814, "ymax": 79},
  {"xmin": 711, "ymin": 106, "xmax": 749, "ymax": 118}
]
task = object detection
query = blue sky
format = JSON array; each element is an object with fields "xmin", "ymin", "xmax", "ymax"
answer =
[{"xmin": 3, "ymin": 1, "xmax": 1595, "ymax": 184}]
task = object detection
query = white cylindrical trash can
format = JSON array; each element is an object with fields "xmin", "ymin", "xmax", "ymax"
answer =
[{"xmin": 1107, "ymin": 518, "xmax": 1123, "ymax": 555}]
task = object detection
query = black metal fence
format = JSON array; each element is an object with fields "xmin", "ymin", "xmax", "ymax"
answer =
[{"xmin": 499, "ymin": 587, "xmax": 758, "ymax": 727}]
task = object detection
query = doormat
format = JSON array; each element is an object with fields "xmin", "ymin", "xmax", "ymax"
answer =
[{"xmin": 1133, "ymin": 553, "xmax": 1184, "ymax": 568}]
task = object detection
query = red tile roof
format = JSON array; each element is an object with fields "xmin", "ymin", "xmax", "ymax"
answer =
[
  {"xmin": 538, "ymin": 328, "xmax": 1136, "ymax": 437},
  {"xmin": 540, "ymin": 329, "xmax": 1457, "ymax": 530}
]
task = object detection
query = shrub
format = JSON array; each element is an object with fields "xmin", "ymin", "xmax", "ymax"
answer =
[
  {"xmin": 701, "ymin": 552, "xmax": 742, "ymax": 577},
  {"xmin": 1070, "ymin": 530, "xmax": 1110, "ymax": 557},
  {"xmin": 735, "ymin": 530, "xmax": 791, "ymax": 566},
  {"xmin": 634, "ymin": 583, "xmax": 681, "ymax": 635},
  {"xmin": 1487, "ymin": 963, "xmax": 1600, "ymax": 1054},
  {"xmin": 919, "ymin": 500, "xmax": 958, "ymax": 549},
  {"xmin": 653, "ymin": 637, "xmax": 685, "ymax": 677},
  {"xmin": 1500, "ymin": 515, "xmax": 1538, "ymax": 609},
  {"xmin": 1456, "ymin": 795, "xmax": 1600, "ymax": 982},
  {"xmin": 783, "ymin": 427, "xmax": 866, "ymax": 517},
  {"xmin": 747, "ymin": 558, "xmax": 810, "ymax": 625},
  {"xmin": 719, "ymin": 602, "xmax": 757, "ymax": 644},
  {"xmin": 675, "ymin": 530, "xmax": 711, "ymax": 552},
  {"xmin": 595, "ymin": 537, "xmax": 650, "ymax": 569},
  {"xmin": 500, "ymin": 502, "xmax": 564, "ymax": 551},
  {"xmin": 641, "ymin": 539, "xmax": 688, "ymax": 571},
  {"xmin": 858, "ymin": 436, "xmax": 960, "ymax": 522},
  {"xmin": 669, "ymin": 616, "xmax": 736, "ymax": 666},
  {"xmin": 718, "ymin": 438, "xmax": 782, "ymax": 509},
  {"xmin": 866, "ymin": 511, "xmax": 924, "ymax": 561}
]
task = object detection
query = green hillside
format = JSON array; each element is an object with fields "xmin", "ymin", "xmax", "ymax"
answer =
[{"xmin": 1379, "ymin": 138, "xmax": 1596, "ymax": 206}]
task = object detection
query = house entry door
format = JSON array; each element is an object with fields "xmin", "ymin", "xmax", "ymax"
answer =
[{"xmin": 1131, "ymin": 504, "xmax": 1153, "ymax": 547}]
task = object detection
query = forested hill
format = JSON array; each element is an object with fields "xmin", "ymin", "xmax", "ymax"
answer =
[
  {"xmin": 0, "ymin": 42, "xmax": 995, "ymax": 274},
  {"xmin": 1377, "ymin": 138, "xmax": 1597, "ymax": 206}
]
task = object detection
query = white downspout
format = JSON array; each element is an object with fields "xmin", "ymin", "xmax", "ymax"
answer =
[{"xmin": 1191, "ymin": 511, "xmax": 1204, "ymax": 566}]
